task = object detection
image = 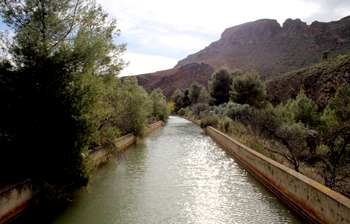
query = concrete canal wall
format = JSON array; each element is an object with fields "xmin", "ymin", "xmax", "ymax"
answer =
[
  {"xmin": 0, "ymin": 181, "xmax": 38, "ymax": 224},
  {"xmin": 0, "ymin": 121, "xmax": 164, "ymax": 223},
  {"xmin": 205, "ymin": 125, "xmax": 350, "ymax": 224},
  {"xmin": 90, "ymin": 121, "xmax": 164, "ymax": 165}
]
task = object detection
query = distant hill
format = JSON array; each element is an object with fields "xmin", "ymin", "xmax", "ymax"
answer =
[
  {"xmin": 266, "ymin": 52, "xmax": 350, "ymax": 111},
  {"xmin": 136, "ymin": 63, "xmax": 214, "ymax": 100},
  {"xmin": 135, "ymin": 16, "xmax": 350, "ymax": 99}
]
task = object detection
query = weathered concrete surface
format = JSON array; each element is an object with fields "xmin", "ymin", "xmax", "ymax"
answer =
[
  {"xmin": 0, "ymin": 181, "xmax": 38, "ymax": 223},
  {"xmin": 0, "ymin": 121, "xmax": 164, "ymax": 223},
  {"xmin": 205, "ymin": 126, "xmax": 350, "ymax": 224}
]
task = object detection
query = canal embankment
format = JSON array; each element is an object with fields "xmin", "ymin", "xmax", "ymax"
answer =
[
  {"xmin": 0, "ymin": 121, "xmax": 164, "ymax": 224},
  {"xmin": 184, "ymin": 116, "xmax": 350, "ymax": 224}
]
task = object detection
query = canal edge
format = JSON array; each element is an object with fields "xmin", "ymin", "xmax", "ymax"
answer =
[{"xmin": 182, "ymin": 116, "xmax": 350, "ymax": 224}]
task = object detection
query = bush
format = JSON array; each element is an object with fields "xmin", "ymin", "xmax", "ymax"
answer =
[
  {"xmin": 178, "ymin": 108, "xmax": 186, "ymax": 116},
  {"xmin": 200, "ymin": 115, "xmax": 220, "ymax": 128},
  {"xmin": 218, "ymin": 117, "xmax": 233, "ymax": 134},
  {"xmin": 192, "ymin": 103, "xmax": 208, "ymax": 116}
]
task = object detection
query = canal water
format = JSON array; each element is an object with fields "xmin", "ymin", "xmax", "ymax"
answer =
[{"xmin": 19, "ymin": 116, "xmax": 302, "ymax": 223}]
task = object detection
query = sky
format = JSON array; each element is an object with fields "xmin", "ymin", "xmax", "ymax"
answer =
[{"xmin": 1, "ymin": 0, "xmax": 350, "ymax": 76}]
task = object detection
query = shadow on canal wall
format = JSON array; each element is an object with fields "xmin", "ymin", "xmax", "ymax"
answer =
[
  {"xmin": 0, "ymin": 121, "xmax": 164, "ymax": 224},
  {"xmin": 183, "ymin": 116, "xmax": 350, "ymax": 224}
]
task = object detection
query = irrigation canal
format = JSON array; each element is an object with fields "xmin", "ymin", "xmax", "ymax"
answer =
[{"xmin": 15, "ymin": 116, "xmax": 303, "ymax": 223}]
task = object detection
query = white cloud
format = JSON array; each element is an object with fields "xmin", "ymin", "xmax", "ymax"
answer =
[{"xmin": 119, "ymin": 52, "xmax": 179, "ymax": 77}]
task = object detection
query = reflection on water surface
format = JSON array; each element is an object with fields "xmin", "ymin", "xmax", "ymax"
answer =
[{"xmin": 20, "ymin": 116, "xmax": 303, "ymax": 223}]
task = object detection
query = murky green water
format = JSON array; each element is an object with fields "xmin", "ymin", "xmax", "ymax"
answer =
[{"xmin": 19, "ymin": 116, "xmax": 303, "ymax": 223}]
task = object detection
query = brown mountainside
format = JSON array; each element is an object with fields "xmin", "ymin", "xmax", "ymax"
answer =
[
  {"xmin": 266, "ymin": 53, "xmax": 350, "ymax": 111},
  {"xmin": 135, "ymin": 16, "xmax": 350, "ymax": 99},
  {"xmin": 136, "ymin": 63, "xmax": 214, "ymax": 100},
  {"xmin": 176, "ymin": 16, "xmax": 350, "ymax": 81}
]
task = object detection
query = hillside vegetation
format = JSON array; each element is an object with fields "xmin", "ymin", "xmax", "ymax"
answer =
[{"xmin": 267, "ymin": 52, "xmax": 350, "ymax": 111}]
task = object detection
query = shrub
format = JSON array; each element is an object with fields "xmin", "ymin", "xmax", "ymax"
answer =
[
  {"xmin": 200, "ymin": 115, "xmax": 220, "ymax": 128},
  {"xmin": 178, "ymin": 108, "xmax": 186, "ymax": 116}
]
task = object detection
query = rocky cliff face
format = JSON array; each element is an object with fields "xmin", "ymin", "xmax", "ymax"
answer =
[
  {"xmin": 176, "ymin": 16, "xmax": 350, "ymax": 81},
  {"xmin": 136, "ymin": 16, "xmax": 350, "ymax": 100}
]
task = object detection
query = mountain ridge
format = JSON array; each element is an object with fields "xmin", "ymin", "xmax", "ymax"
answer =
[{"xmin": 135, "ymin": 16, "xmax": 350, "ymax": 99}]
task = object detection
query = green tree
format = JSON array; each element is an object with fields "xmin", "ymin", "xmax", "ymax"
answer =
[
  {"xmin": 317, "ymin": 84, "xmax": 350, "ymax": 192},
  {"xmin": 183, "ymin": 88, "xmax": 191, "ymax": 107},
  {"xmin": 189, "ymin": 82, "xmax": 204, "ymax": 105},
  {"xmin": 171, "ymin": 89, "xmax": 184, "ymax": 113},
  {"xmin": 111, "ymin": 77, "xmax": 150, "ymax": 137},
  {"xmin": 209, "ymin": 67, "xmax": 234, "ymax": 106},
  {"xmin": 167, "ymin": 102, "xmax": 175, "ymax": 114},
  {"xmin": 149, "ymin": 88, "xmax": 169, "ymax": 122},
  {"xmin": 0, "ymin": 0, "xmax": 126, "ymax": 198},
  {"xmin": 198, "ymin": 87, "xmax": 213, "ymax": 105},
  {"xmin": 230, "ymin": 70, "xmax": 267, "ymax": 109},
  {"xmin": 289, "ymin": 90, "xmax": 321, "ymax": 127}
]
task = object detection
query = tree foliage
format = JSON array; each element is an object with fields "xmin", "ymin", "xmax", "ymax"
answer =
[
  {"xmin": 0, "ymin": 0, "xmax": 126, "ymax": 199},
  {"xmin": 189, "ymin": 82, "xmax": 204, "ymax": 105},
  {"xmin": 198, "ymin": 87, "xmax": 214, "ymax": 105},
  {"xmin": 149, "ymin": 88, "xmax": 169, "ymax": 122},
  {"xmin": 317, "ymin": 84, "xmax": 350, "ymax": 192},
  {"xmin": 171, "ymin": 89, "xmax": 184, "ymax": 113},
  {"xmin": 230, "ymin": 70, "xmax": 267, "ymax": 109},
  {"xmin": 275, "ymin": 90, "xmax": 321, "ymax": 128},
  {"xmin": 208, "ymin": 67, "xmax": 234, "ymax": 106}
]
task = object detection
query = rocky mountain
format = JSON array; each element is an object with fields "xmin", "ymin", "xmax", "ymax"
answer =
[
  {"xmin": 176, "ymin": 16, "xmax": 350, "ymax": 81},
  {"xmin": 135, "ymin": 16, "xmax": 350, "ymax": 99}
]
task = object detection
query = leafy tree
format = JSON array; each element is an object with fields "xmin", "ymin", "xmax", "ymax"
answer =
[
  {"xmin": 198, "ymin": 87, "xmax": 214, "ymax": 105},
  {"xmin": 275, "ymin": 90, "xmax": 321, "ymax": 128},
  {"xmin": 316, "ymin": 84, "xmax": 350, "ymax": 192},
  {"xmin": 171, "ymin": 89, "xmax": 184, "ymax": 113},
  {"xmin": 209, "ymin": 67, "xmax": 234, "ymax": 106},
  {"xmin": 290, "ymin": 90, "xmax": 321, "ymax": 127},
  {"xmin": 149, "ymin": 88, "xmax": 169, "ymax": 122},
  {"xmin": 167, "ymin": 102, "xmax": 175, "ymax": 114},
  {"xmin": 189, "ymin": 82, "xmax": 204, "ymax": 105},
  {"xmin": 230, "ymin": 70, "xmax": 267, "ymax": 109},
  {"xmin": 111, "ymin": 77, "xmax": 150, "ymax": 137},
  {"xmin": 218, "ymin": 103, "xmax": 314, "ymax": 172},
  {"xmin": 0, "ymin": 0, "xmax": 126, "ymax": 198},
  {"xmin": 183, "ymin": 88, "xmax": 191, "ymax": 107}
]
